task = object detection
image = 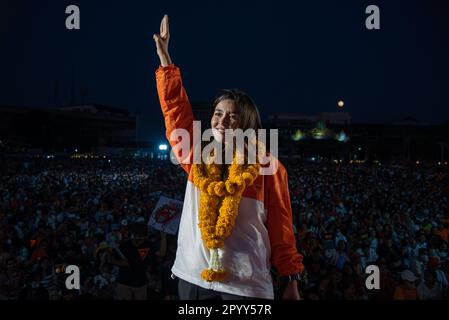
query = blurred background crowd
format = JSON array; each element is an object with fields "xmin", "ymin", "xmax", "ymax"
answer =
[{"xmin": 0, "ymin": 157, "xmax": 448, "ymax": 300}]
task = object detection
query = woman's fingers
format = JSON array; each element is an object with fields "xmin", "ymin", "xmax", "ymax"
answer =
[
  {"xmin": 154, "ymin": 15, "xmax": 172, "ymax": 66},
  {"xmin": 165, "ymin": 15, "xmax": 169, "ymax": 38},
  {"xmin": 160, "ymin": 14, "xmax": 169, "ymax": 39},
  {"xmin": 160, "ymin": 16, "xmax": 164, "ymax": 36},
  {"xmin": 153, "ymin": 34, "xmax": 163, "ymax": 51}
]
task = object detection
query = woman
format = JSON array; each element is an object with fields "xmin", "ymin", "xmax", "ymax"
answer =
[{"xmin": 152, "ymin": 15, "xmax": 304, "ymax": 300}]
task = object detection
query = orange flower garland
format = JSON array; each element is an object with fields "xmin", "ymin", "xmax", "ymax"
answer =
[{"xmin": 192, "ymin": 155, "xmax": 260, "ymax": 282}]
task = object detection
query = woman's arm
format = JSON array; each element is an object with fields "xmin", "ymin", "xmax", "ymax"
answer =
[
  {"xmin": 153, "ymin": 15, "xmax": 194, "ymax": 174},
  {"xmin": 265, "ymin": 158, "xmax": 305, "ymax": 299},
  {"xmin": 153, "ymin": 15, "xmax": 173, "ymax": 67}
]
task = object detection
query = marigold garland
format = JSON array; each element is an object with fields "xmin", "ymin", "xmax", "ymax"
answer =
[{"xmin": 192, "ymin": 154, "xmax": 260, "ymax": 282}]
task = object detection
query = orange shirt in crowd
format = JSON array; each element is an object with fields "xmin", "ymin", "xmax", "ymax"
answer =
[{"xmin": 393, "ymin": 284, "xmax": 419, "ymax": 300}]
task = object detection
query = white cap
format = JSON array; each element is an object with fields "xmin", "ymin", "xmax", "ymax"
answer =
[{"xmin": 401, "ymin": 270, "xmax": 418, "ymax": 282}]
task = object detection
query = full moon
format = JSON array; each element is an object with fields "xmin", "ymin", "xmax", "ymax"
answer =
[{"xmin": 338, "ymin": 100, "xmax": 345, "ymax": 108}]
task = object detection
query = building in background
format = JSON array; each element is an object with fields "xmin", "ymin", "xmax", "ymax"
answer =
[
  {"xmin": 1, "ymin": 105, "xmax": 448, "ymax": 163},
  {"xmin": 267, "ymin": 112, "xmax": 449, "ymax": 163},
  {"xmin": 0, "ymin": 105, "xmax": 136, "ymax": 154},
  {"xmin": 267, "ymin": 112, "xmax": 351, "ymax": 128}
]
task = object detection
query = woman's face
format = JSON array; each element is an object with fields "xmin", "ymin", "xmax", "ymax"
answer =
[{"xmin": 211, "ymin": 99, "xmax": 241, "ymax": 143}]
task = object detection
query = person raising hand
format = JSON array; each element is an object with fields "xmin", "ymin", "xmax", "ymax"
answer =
[{"xmin": 152, "ymin": 15, "xmax": 305, "ymax": 301}]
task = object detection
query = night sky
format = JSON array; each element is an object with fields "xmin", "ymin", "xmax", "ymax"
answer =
[{"xmin": 1, "ymin": 0, "xmax": 449, "ymax": 141}]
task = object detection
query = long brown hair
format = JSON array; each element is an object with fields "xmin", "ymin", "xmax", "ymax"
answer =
[
  {"xmin": 200, "ymin": 89, "xmax": 264, "ymax": 166},
  {"xmin": 209, "ymin": 89, "xmax": 262, "ymax": 132}
]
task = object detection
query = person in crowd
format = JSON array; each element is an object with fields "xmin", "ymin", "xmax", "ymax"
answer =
[
  {"xmin": 417, "ymin": 269, "xmax": 443, "ymax": 300},
  {"xmin": 393, "ymin": 270, "xmax": 419, "ymax": 300},
  {"xmin": 0, "ymin": 141, "xmax": 448, "ymax": 300},
  {"xmin": 111, "ymin": 223, "xmax": 164, "ymax": 300}
]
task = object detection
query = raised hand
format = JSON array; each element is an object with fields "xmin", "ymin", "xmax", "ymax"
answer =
[{"xmin": 153, "ymin": 15, "xmax": 172, "ymax": 67}]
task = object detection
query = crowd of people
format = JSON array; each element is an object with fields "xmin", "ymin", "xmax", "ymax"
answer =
[
  {"xmin": 0, "ymin": 156, "xmax": 448, "ymax": 300},
  {"xmin": 0, "ymin": 157, "xmax": 184, "ymax": 300},
  {"xmin": 287, "ymin": 160, "xmax": 449, "ymax": 300}
]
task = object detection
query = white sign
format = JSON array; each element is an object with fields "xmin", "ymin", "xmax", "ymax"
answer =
[{"xmin": 148, "ymin": 196, "xmax": 183, "ymax": 235}]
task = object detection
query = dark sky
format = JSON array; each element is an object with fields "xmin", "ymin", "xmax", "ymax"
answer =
[{"xmin": 1, "ymin": 0, "xmax": 449, "ymax": 141}]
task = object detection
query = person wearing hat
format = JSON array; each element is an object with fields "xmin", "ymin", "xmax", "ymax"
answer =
[{"xmin": 393, "ymin": 270, "xmax": 419, "ymax": 300}]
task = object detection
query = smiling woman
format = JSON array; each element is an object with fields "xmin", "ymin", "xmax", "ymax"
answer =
[
  {"xmin": 211, "ymin": 97, "xmax": 241, "ymax": 144},
  {"xmin": 153, "ymin": 14, "xmax": 304, "ymax": 300},
  {"xmin": 210, "ymin": 89, "xmax": 262, "ymax": 144}
]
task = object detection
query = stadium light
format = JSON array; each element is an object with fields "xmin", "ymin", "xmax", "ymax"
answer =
[{"xmin": 159, "ymin": 144, "xmax": 168, "ymax": 151}]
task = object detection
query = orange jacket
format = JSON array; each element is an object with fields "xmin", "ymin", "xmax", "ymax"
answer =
[{"xmin": 156, "ymin": 64, "xmax": 304, "ymax": 278}]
